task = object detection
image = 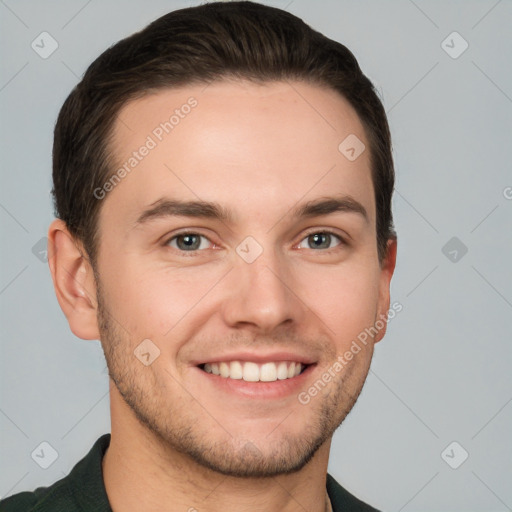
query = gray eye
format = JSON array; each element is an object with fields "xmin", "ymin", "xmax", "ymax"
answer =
[
  {"xmin": 168, "ymin": 234, "xmax": 210, "ymax": 251},
  {"xmin": 298, "ymin": 232, "xmax": 342, "ymax": 250}
]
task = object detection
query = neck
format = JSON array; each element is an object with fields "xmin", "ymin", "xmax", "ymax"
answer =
[{"xmin": 102, "ymin": 384, "xmax": 332, "ymax": 512}]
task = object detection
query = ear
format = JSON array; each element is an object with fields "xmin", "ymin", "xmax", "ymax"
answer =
[
  {"xmin": 47, "ymin": 219, "xmax": 100, "ymax": 340},
  {"xmin": 374, "ymin": 238, "xmax": 398, "ymax": 343}
]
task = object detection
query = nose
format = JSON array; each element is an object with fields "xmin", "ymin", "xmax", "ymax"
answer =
[{"xmin": 220, "ymin": 248, "xmax": 305, "ymax": 334}]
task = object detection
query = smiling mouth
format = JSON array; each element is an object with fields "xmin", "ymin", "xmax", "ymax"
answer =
[{"xmin": 198, "ymin": 361, "xmax": 309, "ymax": 382}]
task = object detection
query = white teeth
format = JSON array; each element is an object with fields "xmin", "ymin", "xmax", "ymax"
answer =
[
  {"xmin": 229, "ymin": 360, "xmax": 243, "ymax": 379},
  {"xmin": 243, "ymin": 362, "xmax": 260, "ymax": 382},
  {"xmin": 202, "ymin": 360, "xmax": 305, "ymax": 382},
  {"xmin": 260, "ymin": 362, "xmax": 277, "ymax": 382},
  {"xmin": 277, "ymin": 362, "xmax": 288, "ymax": 380},
  {"xmin": 219, "ymin": 362, "xmax": 230, "ymax": 378}
]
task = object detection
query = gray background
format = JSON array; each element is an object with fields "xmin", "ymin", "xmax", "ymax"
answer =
[{"xmin": 1, "ymin": 0, "xmax": 511, "ymax": 510}]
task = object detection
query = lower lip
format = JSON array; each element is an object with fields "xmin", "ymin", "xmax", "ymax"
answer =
[{"xmin": 194, "ymin": 364, "xmax": 316, "ymax": 400}]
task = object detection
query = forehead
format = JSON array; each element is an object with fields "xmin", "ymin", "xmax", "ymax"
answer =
[{"xmin": 103, "ymin": 79, "xmax": 374, "ymax": 230}]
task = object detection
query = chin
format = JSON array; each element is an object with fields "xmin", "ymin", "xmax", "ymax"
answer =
[{"xmin": 177, "ymin": 433, "xmax": 328, "ymax": 478}]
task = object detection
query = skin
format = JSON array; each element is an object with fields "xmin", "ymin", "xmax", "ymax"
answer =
[{"xmin": 48, "ymin": 79, "xmax": 397, "ymax": 512}]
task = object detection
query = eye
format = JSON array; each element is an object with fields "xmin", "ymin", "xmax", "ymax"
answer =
[
  {"xmin": 297, "ymin": 231, "xmax": 344, "ymax": 251},
  {"xmin": 166, "ymin": 233, "xmax": 213, "ymax": 252}
]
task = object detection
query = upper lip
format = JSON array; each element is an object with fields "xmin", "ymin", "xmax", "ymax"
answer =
[{"xmin": 191, "ymin": 351, "xmax": 317, "ymax": 366}]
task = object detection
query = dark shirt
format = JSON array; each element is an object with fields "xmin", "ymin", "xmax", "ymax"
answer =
[{"xmin": 0, "ymin": 434, "xmax": 380, "ymax": 511}]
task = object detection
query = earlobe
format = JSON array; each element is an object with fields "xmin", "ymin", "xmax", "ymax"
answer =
[
  {"xmin": 374, "ymin": 238, "xmax": 398, "ymax": 343},
  {"xmin": 47, "ymin": 219, "xmax": 100, "ymax": 340}
]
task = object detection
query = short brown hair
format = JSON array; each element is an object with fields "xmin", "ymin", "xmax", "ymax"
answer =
[{"xmin": 52, "ymin": 0, "xmax": 396, "ymax": 266}]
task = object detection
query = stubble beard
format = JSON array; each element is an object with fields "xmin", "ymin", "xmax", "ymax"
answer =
[{"xmin": 96, "ymin": 286, "xmax": 372, "ymax": 478}]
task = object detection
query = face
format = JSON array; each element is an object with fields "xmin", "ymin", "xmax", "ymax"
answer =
[{"xmin": 93, "ymin": 80, "xmax": 395, "ymax": 477}]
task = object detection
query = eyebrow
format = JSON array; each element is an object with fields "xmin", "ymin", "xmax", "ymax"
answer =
[
  {"xmin": 134, "ymin": 195, "xmax": 368, "ymax": 226},
  {"xmin": 294, "ymin": 196, "xmax": 368, "ymax": 222}
]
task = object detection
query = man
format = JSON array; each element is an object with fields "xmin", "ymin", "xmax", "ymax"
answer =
[{"xmin": 0, "ymin": 1, "xmax": 397, "ymax": 510}]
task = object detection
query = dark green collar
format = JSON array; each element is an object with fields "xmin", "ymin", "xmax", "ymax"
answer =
[{"xmin": 3, "ymin": 433, "xmax": 379, "ymax": 511}]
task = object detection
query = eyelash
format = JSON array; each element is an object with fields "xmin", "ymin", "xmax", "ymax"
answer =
[{"xmin": 163, "ymin": 229, "xmax": 347, "ymax": 255}]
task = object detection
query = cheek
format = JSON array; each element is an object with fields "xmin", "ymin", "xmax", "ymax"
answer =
[
  {"xmin": 104, "ymin": 261, "xmax": 226, "ymax": 337},
  {"xmin": 99, "ymin": 247, "xmax": 381, "ymax": 345},
  {"xmin": 299, "ymin": 263, "xmax": 380, "ymax": 341}
]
